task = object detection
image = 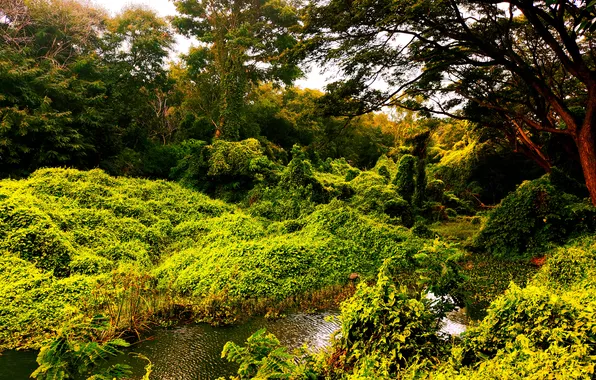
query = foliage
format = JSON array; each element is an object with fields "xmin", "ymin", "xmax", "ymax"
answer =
[
  {"xmin": 221, "ymin": 328, "xmax": 317, "ymax": 379},
  {"xmin": 171, "ymin": 138, "xmax": 278, "ymax": 198},
  {"xmin": 0, "ymin": 255, "xmax": 94, "ymax": 350},
  {"xmin": 429, "ymin": 123, "xmax": 544, "ymax": 205},
  {"xmin": 310, "ymin": 236, "xmax": 596, "ymax": 379},
  {"xmin": 304, "ymin": 0, "xmax": 596, "ymax": 204},
  {"xmin": 32, "ymin": 318, "xmax": 132, "ymax": 380},
  {"xmin": 326, "ymin": 262, "xmax": 446, "ymax": 378},
  {"xmin": 475, "ymin": 175, "xmax": 596, "ymax": 257},
  {"xmin": 155, "ymin": 202, "xmax": 416, "ymax": 312},
  {"xmin": 0, "ymin": 1, "xmax": 176, "ymax": 178},
  {"xmin": 0, "ymin": 48, "xmax": 103, "ymax": 177},
  {"xmin": 397, "ymin": 236, "xmax": 596, "ymax": 379},
  {"xmin": 0, "ymin": 168, "xmax": 230, "ymax": 348},
  {"xmin": 0, "ymin": 167, "xmax": 439, "ymax": 349},
  {"xmin": 394, "ymin": 155, "xmax": 416, "ymax": 203},
  {"xmin": 173, "ymin": 0, "xmax": 302, "ymax": 140}
]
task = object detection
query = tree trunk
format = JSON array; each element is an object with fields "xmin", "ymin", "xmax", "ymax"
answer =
[{"xmin": 577, "ymin": 123, "xmax": 596, "ymax": 206}]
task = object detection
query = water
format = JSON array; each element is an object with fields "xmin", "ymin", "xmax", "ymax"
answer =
[
  {"xmin": 0, "ymin": 311, "xmax": 340, "ymax": 380},
  {"xmin": 440, "ymin": 307, "xmax": 468, "ymax": 337},
  {"xmin": 0, "ymin": 306, "xmax": 470, "ymax": 380}
]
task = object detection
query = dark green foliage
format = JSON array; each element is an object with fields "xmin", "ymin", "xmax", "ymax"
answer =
[
  {"xmin": 377, "ymin": 165, "xmax": 391, "ymax": 183},
  {"xmin": 429, "ymin": 127, "xmax": 544, "ymax": 206},
  {"xmin": 169, "ymin": 139, "xmax": 211, "ymax": 187},
  {"xmin": 549, "ymin": 166, "xmax": 589, "ymax": 198},
  {"xmin": 345, "ymin": 168, "xmax": 360, "ymax": 182},
  {"xmin": 475, "ymin": 175, "xmax": 596, "ymax": 257},
  {"xmin": 412, "ymin": 223, "xmax": 436, "ymax": 239},
  {"xmin": 394, "ymin": 155, "xmax": 416, "ymax": 203},
  {"xmin": 414, "ymin": 158, "xmax": 427, "ymax": 208},
  {"xmin": 0, "ymin": 49, "xmax": 102, "ymax": 177},
  {"xmin": 173, "ymin": 0, "xmax": 301, "ymax": 140},
  {"xmin": 385, "ymin": 198, "xmax": 414, "ymax": 227},
  {"xmin": 426, "ymin": 179, "xmax": 446, "ymax": 202},
  {"xmin": 0, "ymin": 3, "xmax": 175, "ymax": 178},
  {"xmin": 171, "ymin": 138, "xmax": 278, "ymax": 199}
]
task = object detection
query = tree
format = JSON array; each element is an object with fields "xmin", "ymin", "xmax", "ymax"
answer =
[
  {"xmin": 173, "ymin": 0, "xmax": 302, "ymax": 140},
  {"xmin": 102, "ymin": 6, "xmax": 174, "ymax": 82},
  {"xmin": 305, "ymin": 0, "xmax": 596, "ymax": 205},
  {"xmin": 0, "ymin": 0, "xmax": 108, "ymax": 176},
  {"xmin": 99, "ymin": 6, "xmax": 175, "ymax": 152},
  {"xmin": 1, "ymin": 0, "xmax": 105, "ymax": 64}
]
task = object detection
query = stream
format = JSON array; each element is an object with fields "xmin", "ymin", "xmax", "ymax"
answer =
[
  {"xmin": 0, "ymin": 311, "xmax": 339, "ymax": 380},
  {"xmin": 0, "ymin": 307, "xmax": 469, "ymax": 379}
]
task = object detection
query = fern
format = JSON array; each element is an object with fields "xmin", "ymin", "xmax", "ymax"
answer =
[
  {"xmin": 31, "ymin": 323, "xmax": 132, "ymax": 380},
  {"xmin": 222, "ymin": 328, "xmax": 302, "ymax": 380}
]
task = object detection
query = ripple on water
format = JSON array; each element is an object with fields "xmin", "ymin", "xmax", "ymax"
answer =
[{"xmin": 112, "ymin": 311, "xmax": 341, "ymax": 380}]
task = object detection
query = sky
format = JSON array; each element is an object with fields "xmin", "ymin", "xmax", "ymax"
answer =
[{"xmin": 96, "ymin": 0, "xmax": 328, "ymax": 89}]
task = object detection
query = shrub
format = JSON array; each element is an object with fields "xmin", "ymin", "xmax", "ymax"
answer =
[
  {"xmin": 474, "ymin": 175, "xmax": 596, "ymax": 257},
  {"xmin": 377, "ymin": 165, "xmax": 391, "ymax": 183},
  {"xmin": 534, "ymin": 236, "xmax": 596, "ymax": 290},
  {"xmin": 32, "ymin": 318, "xmax": 132, "ymax": 380},
  {"xmin": 345, "ymin": 168, "xmax": 360, "ymax": 182},
  {"xmin": 329, "ymin": 263, "xmax": 445, "ymax": 377},
  {"xmin": 221, "ymin": 328, "xmax": 316, "ymax": 379}
]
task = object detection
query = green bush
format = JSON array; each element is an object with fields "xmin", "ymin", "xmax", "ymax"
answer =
[
  {"xmin": 329, "ymin": 263, "xmax": 445, "ymax": 377},
  {"xmin": 32, "ymin": 319, "xmax": 132, "ymax": 380},
  {"xmin": 417, "ymin": 237, "xmax": 596, "ymax": 379},
  {"xmin": 458, "ymin": 283, "xmax": 596, "ymax": 365},
  {"xmin": 474, "ymin": 175, "xmax": 596, "ymax": 257},
  {"xmin": 345, "ymin": 168, "xmax": 360, "ymax": 181},
  {"xmin": 535, "ymin": 236, "xmax": 596, "ymax": 290},
  {"xmin": 220, "ymin": 328, "xmax": 318, "ymax": 380}
]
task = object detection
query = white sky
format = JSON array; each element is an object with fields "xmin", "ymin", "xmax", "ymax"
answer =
[{"xmin": 96, "ymin": 0, "xmax": 328, "ymax": 89}]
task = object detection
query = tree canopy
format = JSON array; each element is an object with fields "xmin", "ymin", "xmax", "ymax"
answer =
[
  {"xmin": 172, "ymin": 0, "xmax": 303, "ymax": 140},
  {"xmin": 304, "ymin": 0, "xmax": 596, "ymax": 204}
]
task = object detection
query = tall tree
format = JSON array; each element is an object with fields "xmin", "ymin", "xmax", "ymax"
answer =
[
  {"xmin": 173, "ymin": 0, "xmax": 302, "ymax": 140},
  {"xmin": 305, "ymin": 0, "xmax": 596, "ymax": 205}
]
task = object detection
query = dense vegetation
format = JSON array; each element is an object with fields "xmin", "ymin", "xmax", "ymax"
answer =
[{"xmin": 1, "ymin": 0, "xmax": 596, "ymax": 379}]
